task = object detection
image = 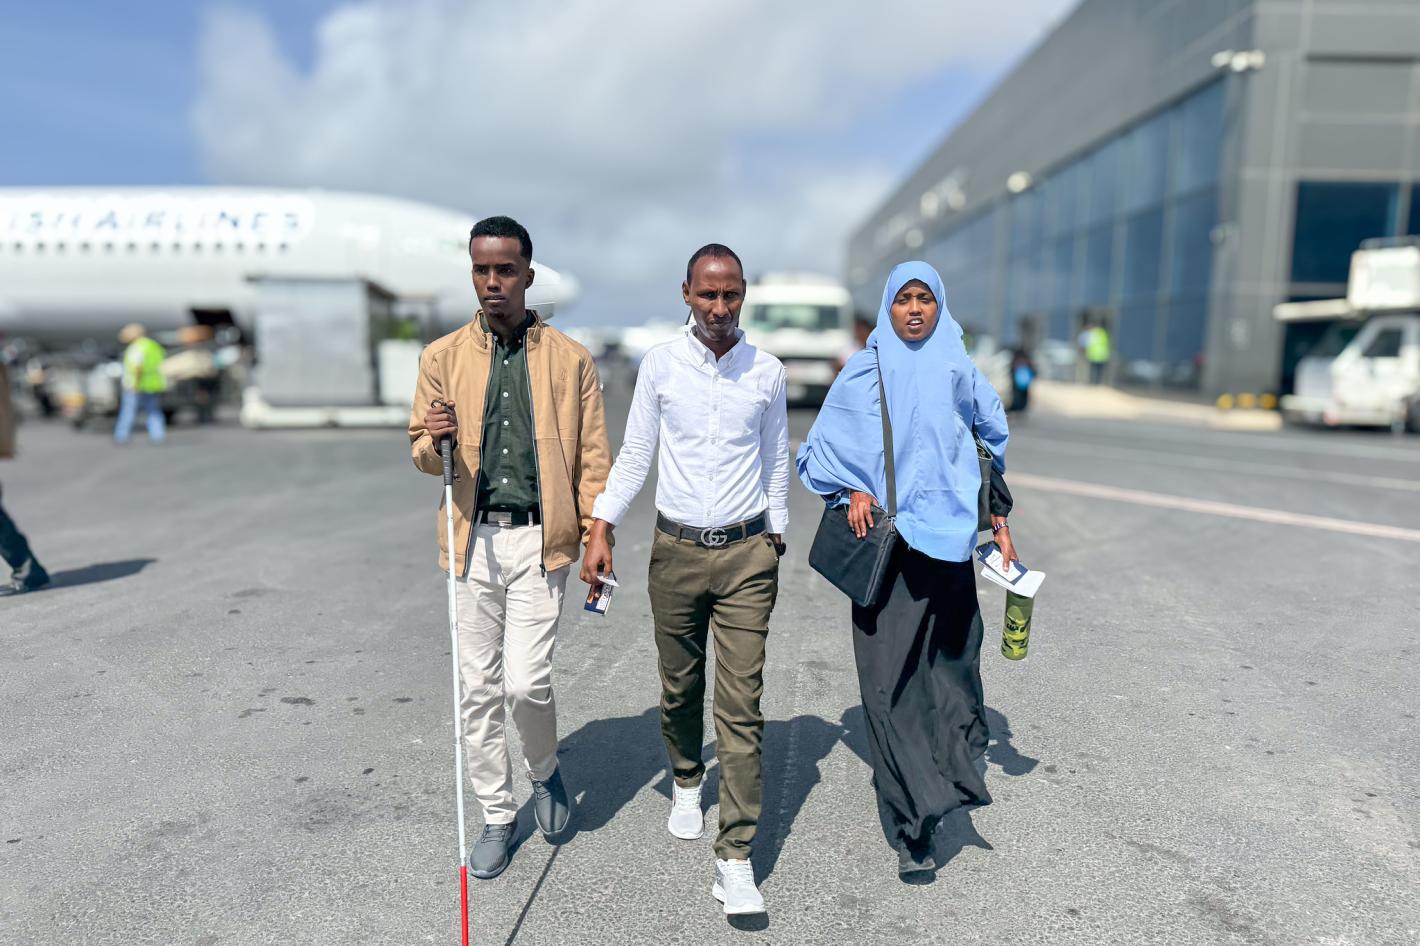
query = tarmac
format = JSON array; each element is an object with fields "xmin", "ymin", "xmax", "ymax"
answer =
[{"xmin": 2, "ymin": 380, "xmax": 1418, "ymax": 945}]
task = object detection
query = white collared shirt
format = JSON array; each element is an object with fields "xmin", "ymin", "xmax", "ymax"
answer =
[{"xmin": 592, "ymin": 328, "xmax": 789, "ymax": 533}]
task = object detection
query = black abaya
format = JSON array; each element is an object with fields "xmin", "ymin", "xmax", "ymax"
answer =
[{"xmin": 851, "ymin": 543, "xmax": 990, "ymax": 851}]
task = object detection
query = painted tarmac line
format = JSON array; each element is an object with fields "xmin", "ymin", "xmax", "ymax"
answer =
[
  {"xmin": 1039, "ymin": 420, "xmax": 1420, "ymax": 464},
  {"xmin": 1010, "ymin": 472, "xmax": 1420, "ymax": 544},
  {"xmin": 1017, "ymin": 435, "xmax": 1420, "ymax": 493}
]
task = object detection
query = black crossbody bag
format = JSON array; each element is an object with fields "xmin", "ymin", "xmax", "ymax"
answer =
[
  {"xmin": 807, "ymin": 367, "xmax": 901, "ymax": 608},
  {"xmin": 809, "ymin": 363, "xmax": 1001, "ymax": 608}
]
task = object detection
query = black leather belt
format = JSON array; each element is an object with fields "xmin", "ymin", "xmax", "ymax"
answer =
[
  {"xmin": 656, "ymin": 512, "xmax": 767, "ymax": 549},
  {"xmin": 479, "ymin": 508, "xmax": 540, "ymax": 527}
]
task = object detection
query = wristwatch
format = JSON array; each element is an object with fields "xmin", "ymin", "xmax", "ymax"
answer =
[{"xmin": 991, "ymin": 519, "xmax": 1009, "ymax": 535}]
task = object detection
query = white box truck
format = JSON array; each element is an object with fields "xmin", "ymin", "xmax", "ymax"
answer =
[
  {"xmin": 1277, "ymin": 240, "xmax": 1420, "ymax": 432},
  {"xmin": 740, "ymin": 273, "xmax": 855, "ymax": 405}
]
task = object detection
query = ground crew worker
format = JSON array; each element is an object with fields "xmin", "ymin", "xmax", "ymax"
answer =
[
  {"xmin": 1085, "ymin": 321, "xmax": 1111, "ymax": 385},
  {"xmin": 114, "ymin": 323, "xmax": 167, "ymax": 444}
]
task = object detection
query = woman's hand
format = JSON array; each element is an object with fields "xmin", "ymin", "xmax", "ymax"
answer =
[
  {"xmin": 847, "ymin": 491, "xmax": 879, "ymax": 539},
  {"xmin": 992, "ymin": 518, "xmax": 1019, "ymax": 572}
]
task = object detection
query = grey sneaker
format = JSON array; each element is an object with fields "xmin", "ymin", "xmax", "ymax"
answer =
[
  {"xmin": 898, "ymin": 836, "xmax": 937, "ymax": 875},
  {"xmin": 713, "ymin": 859, "xmax": 765, "ymax": 915},
  {"xmin": 0, "ymin": 559, "xmax": 49, "ymax": 597},
  {"xmin": 530, "ymin": 767, "xmax": 570, "ymax": 839},
  {"xmin": 469, "ymin": 823, "xmax": 514, "ymax": 879}
]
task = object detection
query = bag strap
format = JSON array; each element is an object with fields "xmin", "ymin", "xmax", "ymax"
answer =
[{"xmin": 875, "ymin": 357, "xmax": 897, "ymax": 517}]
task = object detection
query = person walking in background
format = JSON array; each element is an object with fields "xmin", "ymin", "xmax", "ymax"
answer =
[
  {"xmin": 1085, "ymin": 321, "xmax": 1111, "ymax": 385},
  {"xmin": 113, "ymin": 323, "xmax": 167, "ymax": 444},
  {"xmin": 581, "ymin": 243, "xmax": 789, "ymax": 917},
  {"xmin": 1008, "ymin": 347, "xmax": 1036, "ymax": 415},
  {"xmin": 409, "ymin": 216, "xmax": 612, "ymax": 881},
  {"xmin": 797, "ymin": 261, "xmax": 1018, "ymax": 876},
  {"xmin": 835, "ymin": 314, "xmax": 874, "ymax": 373},
  {"xmin": 0, "ymin": 360, "xmax": 51, "ymax": 597}
]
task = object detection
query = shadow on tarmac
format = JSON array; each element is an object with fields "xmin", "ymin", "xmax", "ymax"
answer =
[
  {"xmin": 554, "ymin": 702, "xmax": 1038, "ymax": 890},
  {"xmin": 46, "ymin": 558, "xmax": 156, "ymax": 590}
]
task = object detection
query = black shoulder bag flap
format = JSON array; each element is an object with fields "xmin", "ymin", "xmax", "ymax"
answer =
[
  {"xmin": 808, "ymin": 363, "xmax": 900, "ymax": 608},
  {"xmin": 975, "ymin": 433, "xmax": 993, "ymax": 533}
]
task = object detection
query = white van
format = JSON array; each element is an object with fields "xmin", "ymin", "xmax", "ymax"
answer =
[
  {"xmin": 1279, "ymin": 242, "xmax": 1420, "ymax": 431},
  {"xmin": 740, "ymin": 273, "xmax": 854, "ymax": 405}
]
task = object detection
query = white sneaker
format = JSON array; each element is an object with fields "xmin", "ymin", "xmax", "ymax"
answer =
[
  {"xmin": 712, "ymin": 858, "xmax": 765, "ymax": 915},
  {"xmin": 667, "ymin": 782, "xmax": 704, "ymax": 840}
]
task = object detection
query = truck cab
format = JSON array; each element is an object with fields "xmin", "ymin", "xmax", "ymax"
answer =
[
  {"xmin": 1278, "ymin": 240, "xmax": 1420, "ymax": 432},
  {"xmin": 740, "ymin": 273, "xmax": 854, "ymax": 405}
]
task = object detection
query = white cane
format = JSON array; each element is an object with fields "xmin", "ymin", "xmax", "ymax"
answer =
[{"xmin": 434, "ymin": 399, "xmax": 470, "ymax": 946}]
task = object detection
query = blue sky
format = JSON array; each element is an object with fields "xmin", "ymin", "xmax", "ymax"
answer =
[
  {"xmin": 0, "ymin": 0, "xmax": 1072, "ymax": 324},
  {"xmin": 0, "ymin": 0, "xmax": 342, "ymax": 184}
]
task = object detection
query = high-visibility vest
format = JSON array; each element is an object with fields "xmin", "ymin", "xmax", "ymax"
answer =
[
  {"xmin": 1085, "ymin": 327, "xmax": 1111, "ymax": 364},
  {"xmin": 124, "ymin": 338, "xmax": 168, "ymax": 393}
]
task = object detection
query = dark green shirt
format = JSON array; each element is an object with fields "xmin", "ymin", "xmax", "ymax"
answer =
[{"xmin": 477, "ymin": 313, "xmax": 539, "ymax": 513}]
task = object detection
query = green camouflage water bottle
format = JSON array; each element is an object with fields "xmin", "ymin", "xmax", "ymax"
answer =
[{"xmin": 1001, "ymin": 591, "xmax": 1034, "ymax": 660}]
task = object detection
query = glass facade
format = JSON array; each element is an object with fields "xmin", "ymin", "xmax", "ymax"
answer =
[
  {"xmin": 921, "ymin": 204, "xmax": 1000, "ymax": 340},
  {"xmin": 1290, "ymin": 181, "xmax": 1401, "ymax": 287},
  {"xmin": 916, "ymin": 79, "xmax": 1226, "ymax": 388}
]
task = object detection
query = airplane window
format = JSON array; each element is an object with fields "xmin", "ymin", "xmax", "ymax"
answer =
[
  {"xmin": 126, "ymin": 242, "xmax": 138, "ymax": 253},
  {"xmin": 80, "ymin": 242, "xmax": 91, "ymax": 254},
  {"xmin": 35, "ymin": 242, "xmax": 46, "ymax": 253},
  {"xmin": 103, "ymin": 242, "xmax": 114, "ymax": 253},
  {"xmin": 172, "ymin": 243, "xmax": 182, "ymax": 254},
  {"xmin": 150, "ymin": 242, "xmax": 161, "ymax": 253},
  {"xmin": 277, "ymin": 242, "xmax": 290, "ymax": 253},
  {"xmin": 13, "ymin": 243, "xmax": 23, "ymax": 253},
  {"xmin": 255, "ymin": 243, "xmax": 267, "ymax": 253},
  {"xmin": 56, "ymin": 242, "xmax": 66, "ymax": 254},
  {"xmin": 193, "ymin": 243, "xmax": 203, "ymax": 253},
  {"xmin": 234, "ymin": 243, "xmax": 245, "ymax": 254},
  {"xmin": 214, "ymin": 243, "xmax": 224, "ymax": 254}
]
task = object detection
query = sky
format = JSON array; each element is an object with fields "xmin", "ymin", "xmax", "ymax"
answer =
[{"xmin": 0, "ymin": 0, "xmax": 1075, "ymax": 326}]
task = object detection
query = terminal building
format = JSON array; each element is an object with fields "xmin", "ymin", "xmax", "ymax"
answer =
[{"xmin": 846, "ymin": 0, "xmax": 1420, "ymax": 396}]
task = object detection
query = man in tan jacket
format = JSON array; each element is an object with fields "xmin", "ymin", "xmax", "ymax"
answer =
[
  {"xmin": 408, "ymin": 216, "xmax": 611, "ymax": 880},
  {"xmin": 0, "ymin": 361, "xmax": 51, "ymax": 597}
]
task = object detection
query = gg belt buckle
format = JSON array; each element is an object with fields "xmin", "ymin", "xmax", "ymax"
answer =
[{"xmin": 699, "ymin": 526, "xmax": 729, "ymax": 548}]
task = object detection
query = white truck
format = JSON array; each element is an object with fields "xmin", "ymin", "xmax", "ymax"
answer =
[
  {"xmin": 1277, "ymin": 240, "xmax": 1420, "ymax": 432},
  {"xmin": 740, "ymin": 273, "xmax": 855, "ymax": 405}
]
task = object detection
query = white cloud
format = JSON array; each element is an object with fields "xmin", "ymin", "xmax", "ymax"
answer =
[{"xmin": 193, "ymin": 0, "xmax": 1071, "ymax": 323}]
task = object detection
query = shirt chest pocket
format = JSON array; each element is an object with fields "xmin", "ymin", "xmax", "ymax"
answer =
[{"xmin": 719, "ymin": 384, "xmax": 766, "ymax": 443}]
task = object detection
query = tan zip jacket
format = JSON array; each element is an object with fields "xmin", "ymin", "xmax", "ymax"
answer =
[
  {"xmin": 0, "ymin": 363, "xmax": 16, "ymax": 460},
  {"xmin": 408, "ymin": 314, "xmax": 612, "ymax": 575}
]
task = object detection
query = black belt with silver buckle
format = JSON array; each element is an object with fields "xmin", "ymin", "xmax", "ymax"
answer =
[
  {"xmin": 656, "ymin": 512, "xmax": 767, "ymax": 549},
  {"xmin": 479, "ymin": 508, "xmax": 540, "ymax": 527}
]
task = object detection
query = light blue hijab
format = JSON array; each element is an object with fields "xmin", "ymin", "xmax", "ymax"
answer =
[{"xmin": 796, "ymin": 261, "xmax": 1009, "ymax": 563}]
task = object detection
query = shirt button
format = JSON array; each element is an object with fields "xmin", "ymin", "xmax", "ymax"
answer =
[
  {"xmin": 503, "ymin": 391, "xmax": 509, "ymax": 398},
  {"xmin": 503, "ymin": 420, "xmax": 510, "ymax": 427},
  {"xmin": 502, "ymin": 448, "xmax": 509, "ymax": 455},
  {"xmin": 504, "ymin": 359, "xmax": 509, "ymax": 366},
  {"xmin": 501, "ymin": 478, "xmax": 508, "ymax": 484}
]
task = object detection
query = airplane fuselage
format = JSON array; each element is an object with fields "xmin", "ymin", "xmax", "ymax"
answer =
[{"xmin": 0, "ymin": 187, "xmax": 574, "ymax": 346}]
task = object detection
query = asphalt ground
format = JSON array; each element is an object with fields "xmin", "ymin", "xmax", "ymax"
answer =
[{"xmin": 2, "ymin": 379, "xmax": 1418, "ymax": 946}]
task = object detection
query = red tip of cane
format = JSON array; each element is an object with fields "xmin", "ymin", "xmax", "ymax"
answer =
[{"xmin": 459, "ymin": 864, "xmax": 470, "ymax": 946}]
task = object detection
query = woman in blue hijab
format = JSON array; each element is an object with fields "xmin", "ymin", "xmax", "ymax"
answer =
[{"xmin": 797, "ymin": 261, "xmax": 1018, "ymax": 874}]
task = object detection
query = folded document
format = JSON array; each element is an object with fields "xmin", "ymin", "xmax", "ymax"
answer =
[{"xmin": 976, "ymin": 541, "xmax": 1046, "ymax": 598}]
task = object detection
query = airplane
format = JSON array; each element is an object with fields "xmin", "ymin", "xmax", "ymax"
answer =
[{"xmin": 0, "ymin": 187, "xmax": 578, "ymax": 347}]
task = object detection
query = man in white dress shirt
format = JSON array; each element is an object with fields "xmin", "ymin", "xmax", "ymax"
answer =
[{"xmin": 581, "ymin": 244, "xmax": 788, "ymax": 916}]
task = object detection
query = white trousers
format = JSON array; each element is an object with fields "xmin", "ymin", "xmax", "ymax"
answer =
[{"xmin": 456, "ymin": 522, "xmax": 568, "ymax": 824}]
